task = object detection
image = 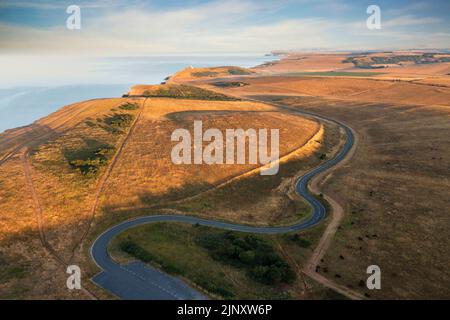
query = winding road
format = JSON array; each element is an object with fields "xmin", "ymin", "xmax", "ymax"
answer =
[{"xmin": 90, "ymin": 107, "xmax": 354, "ymax": 300}]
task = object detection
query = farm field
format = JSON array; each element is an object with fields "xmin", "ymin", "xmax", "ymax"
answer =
[{"xmin": 195, "ymin": 75, "xmax": 450, "ymax": 107}]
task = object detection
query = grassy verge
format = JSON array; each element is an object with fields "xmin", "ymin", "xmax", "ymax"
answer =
[
  {"xmin": 143, "ymin": 84, "xmax": 240, "ymax": 101},
  {"xmin": 109, "ymin": 222, "xmax": 326, "ymax": 299}
]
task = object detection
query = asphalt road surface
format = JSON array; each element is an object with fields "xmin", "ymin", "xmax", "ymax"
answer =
[{"xmin": 91, "ymin": 108, "xmax": 354, "ymax": 300}]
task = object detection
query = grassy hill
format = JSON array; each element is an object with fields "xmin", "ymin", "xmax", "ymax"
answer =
[
  {"xmin": 168, "ymin": 66, "xmax": 254, "ymax": 83},
  {"xmin": 0, "ymin": 92, "xmax": 332, "ymax": 299},
  {"xmin": 141, "ymin": 84, "xmax": 240, "ymax": 100}
]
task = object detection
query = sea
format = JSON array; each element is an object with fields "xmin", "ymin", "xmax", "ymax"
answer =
[{"xmin": 0, "ymin": 54, "xmax": 278, "ymax": 133}]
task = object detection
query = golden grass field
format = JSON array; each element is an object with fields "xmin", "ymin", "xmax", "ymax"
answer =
[
  {"xmin": 190, "ymin": 62, "xmax": 450, "ymax": 299},
  {"xmin": 101, "ymin": 99, "xmax": 320, "ymax": 212},
  {"xmin": 0, "ymin": 97, "xmax": 144, "ymax": 298},
  {"xmin": 197, "ymin": 75, "xmax": 450, "ymax": 107},
  {"xmin": 168, "ymin": 66, "xmax": 254, "ymax": 83},
  {"xmin": 264, "ymin": 95, "xmax": 450, "ymax": 299},
  {"xmin": 0, "ymin": 90, "xmax": 332, "ymax": 299},
  {"xmin": 255, "ymin": 53, "xmax": 354, "ymax": 73}
]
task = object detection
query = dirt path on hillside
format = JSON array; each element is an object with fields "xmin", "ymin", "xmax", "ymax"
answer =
[
  {"xmin": 240, "ymin": 97, "xmax": 365, "ymax": 300},
  {"xmin": 21, "ymin": 149, "xmax": 67, "ymax": 265},
  {"xmin": 0, "ymin": 102, "xmax": 96, "ymax": 167},
  {"xmin": 71, "ymin": 99, "xmax": 147, "ymax": 261},
  {"xmin": 17, "ymin": 99, "xmax": 144, "ymax": 300},
  {"xmin": 301, "ymin": 123, "xmax": 365, "ymax": 300},
  {"xmin": 21, "ymin": 148, "xmax": 98, "ymax": 300}
]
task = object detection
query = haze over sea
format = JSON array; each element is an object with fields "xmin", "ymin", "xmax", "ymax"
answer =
[{"xmin": 0, "ymin": 54, "xmax": 277, "ymax": 133}]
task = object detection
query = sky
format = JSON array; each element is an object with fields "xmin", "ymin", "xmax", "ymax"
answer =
[
  {"xmin": 0, "ymin": 0, "xmax": 450, "ymax": 55},
  {"xmin": 0, "ymin": 0, "xmax": 449, "ymax": 130}
]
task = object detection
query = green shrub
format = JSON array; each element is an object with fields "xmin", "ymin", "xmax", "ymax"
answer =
[
  {"xmin": 0, "ymin": 254, "xmax": 27, "ymax": 282},
  {"xmin": 100, "ymin": 113, "xmax": 135, "ymax": 134},
  {"xmin": 85, "ymin": 120, "xmax": 96, "ymax": 127},
  {"xmin": 196, "ymin": 231, "xmax": 296, "ymax": 285},
  {"xmin": 160, "ymin": 262, "xmax": 184, "ymax": 275},
  {"xmin": 213, "ymin": 81, "xmax": 249, "ymax": 88},
  {"xmin": 193, "ymin": 277, "xmax": 234, "ymax": 299},
  {"xmin": 142, "ymin": 84, "xmax": 239, "ymax": 101},
  {"xmin": 343, "ymin": 53, "xmax": 448, "ymax": 69},
  {"xmin": 65, "ymin": 143, "xmax": 114, "ymax": 175},
  {"xmin": 192, "ymin": 71, "xmax": 219, "ymax": 77},
  {"xmin": 227, "ymin": 68, "xmax": 252, "ymax": 75},
  {"xmin": 290, "ymin": 234, "xmax": 312, "ymax": 248},
  {"xmin": 104, "ymin": 113, "xmax": 134, "ymax": 128},
  {"xmin": 120, "ymin": 240, "xmax": 156, "ymax": 263},
  {"xmin": 119, "ymin": 103, "xmax": 139, "ymax": 110}
]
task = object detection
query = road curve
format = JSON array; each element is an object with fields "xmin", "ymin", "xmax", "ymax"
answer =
[{"xmin": 90, "ymin": 107, "xmax": 354, "ymax": 300}]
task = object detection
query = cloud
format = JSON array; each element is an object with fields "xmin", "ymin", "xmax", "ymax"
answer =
[
  {"xmin": 383, "ymin": 15, "xmax": 442, "ymax": 28},
  {"xmin": 0, "ymin": 0, "xmax": 128, "ymax": 9},
  {"xmin": 313, "ymin": 0, "xmax": 353, "ymax": 13},
  {"xmin": 385, "ymin": 2, "xmax": 430, "ymax": 16},
  {"xmin": 0, "ymin": 0, "xmax": 449, "ymax": 55}
]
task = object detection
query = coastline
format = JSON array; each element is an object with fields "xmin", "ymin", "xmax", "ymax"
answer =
[{"xmin": 0, "ymin": 54, "xmax": 281, "ymax": 134}]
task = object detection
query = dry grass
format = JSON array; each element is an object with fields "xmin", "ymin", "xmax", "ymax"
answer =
[
  {"xmin": 127, "ymin": 84, "xmax": 238, "ymax": 100},
  {"xmin": 100, "ymin": 98, "xmax": 320, "ymax": 213},
  {"xmin": 187, "ymin": 65, "xmax": 450, "ymax": 298},
  {"xmin": 255, "ymin": 95, "xmax": 450, "ymax": 299},
  {"xmin": 0, "ymin": 97, "xmax": 143, "ymax": 299},
  {"xmin": 4, "ymin": 51, "xmax": 448, "ymax": 300},
  {"xmin": 255, "ymin": 52, "xmax": 450, "ymax": 81},
  {"xmin": 1, "ymin": 99, "xmax": 139, "ymax": 240},
  {"xmin": 170, "ymin": 123, "xmax": 342, "ymax": 226},
  {"xmin": 410, "ymin": 76, "xmax": 450, "ymax": 87},
  {"xmin": 255, "ymin": 53, "xmax": 352, "ymax": 73},
  {"xmin": 196, "ymin": 76, "xmax": 450, "ymax": 107},
  {"xmin": 0, "ymin": 95, "xmax": 328, "ymax": 299},
  {"xmin": 168, "ymin": 66, "xmax": 254, "ymax": 83}
]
